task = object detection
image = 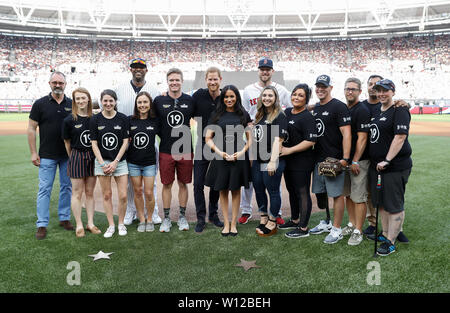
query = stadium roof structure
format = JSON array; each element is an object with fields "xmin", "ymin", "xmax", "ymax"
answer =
[{"xmin": 0, "ymin": 0, "xmax": 450, "ymax": 40}]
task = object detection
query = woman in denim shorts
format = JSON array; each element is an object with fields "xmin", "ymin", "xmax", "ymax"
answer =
[
  {"xmin": 90, "ymin": 89, "xmax": 130, "ymax": 238},
  {"xmin": 127, "ymin": 92, "xmax": 160, "ymax": 233}
]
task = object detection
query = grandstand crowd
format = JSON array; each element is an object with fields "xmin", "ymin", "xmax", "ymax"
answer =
[{"xmin": 0, "ymin": 33, "xmax": 449, "ymax": 108}]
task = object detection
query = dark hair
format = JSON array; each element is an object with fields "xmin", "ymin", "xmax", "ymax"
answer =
[
  {"xmin": 211, "ymin": 85, "xmax": 247, "ymax": 125},
  {"xmin": 100, "ymin": 89, "xmax": 118, "ymax": 111},
  {"xmin": 132, "ymin": 91, "xmax": 156, "ymax": 119},
  {"xmin": 367, "ymin": 75, "xmax": 383, "ymax": 83},
  {"xmin": 291, "ymin": 83, "xmax": 312, "ymax": 105}
]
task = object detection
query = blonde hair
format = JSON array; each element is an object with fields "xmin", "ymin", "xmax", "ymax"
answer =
[
  {"xmin": 254, "ymin": 86, "xmax": 283, "ymax": 124},
  {"xmin": 71, "ymin": 87, "xmax": 93, "ymax": 120}
]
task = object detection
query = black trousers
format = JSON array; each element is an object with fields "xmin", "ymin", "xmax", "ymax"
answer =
[
  {"xmin": 284, "ymin": 169, "xmax": 313, "ymax": 228},
  {"xmin": 194, "ymin": 158, "xmax": 220, "ymax": 222}
]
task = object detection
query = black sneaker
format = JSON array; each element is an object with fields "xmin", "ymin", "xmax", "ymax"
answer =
[
  {"xmin": 367, "ymin": 232, "xmax": 388, "ymax": 242},
  {"xmin": 285, "ymin": 228, "xmax": 310, "ymax": 239},
  {"xmin": 279, "ymin": 220, "xmax": 300, "ymax": 230},
  {"xmin": 397, "ymin": 231, "xmax": 409, "ymax": 243},
  {"xmin": 195, "ymin": 222, "xmax": 205, "ymax": 233},
  {"xmin": 363, "ymin": 225, "xmax": 376, "ymax": 235},
  {"xmin": 208, "ymin": 215, "xmax": 224, "ymax": 228},
  {"xmin": 377, "ymin": 240, "xmax": 396, "ymax": 256}
]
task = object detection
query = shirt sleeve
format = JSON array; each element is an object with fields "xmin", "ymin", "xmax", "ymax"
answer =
[
  {"xmin": 303, "ymin": 113, "xmax": 318, "ymax": 142},
  {"xmin": 89, "ymin": 114, "xmax": 99, "ymax": 141},
  {"xmin": 61, "ymin": 116, "xmax": 71, "ymax": 140},
  {"xmin": 355, "ymin": 106, "xmax": 371, "ymax": 133},
  {"xmin": 29, "ymin": 99, "xmax": 40, "ymax": 123},
  {"xmin": 242, "ymin": 88, "xmax": 251, "ymax": 114},
  {"xmin": 276, "ymin": 113, "xmax": 288, "ymax": 140},
  {"xmin": 393, "ymin": 107, "xmax": 410, "ymax": 135},
  {"xmin": 336, "ymin": 102, "xmax": 352, "ymax": 127},
  {"xmin": 279, "ymin": 86, "xmax": 292, "ymax": 109}
]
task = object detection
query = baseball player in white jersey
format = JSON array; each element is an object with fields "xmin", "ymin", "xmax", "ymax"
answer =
[
  {"xmin": 114, "ymin": 58, "xmax": 162, "ymax": 225},
  {"xmin": 239, "ymin": 57, "xmax": 292, "ymax": 225}
]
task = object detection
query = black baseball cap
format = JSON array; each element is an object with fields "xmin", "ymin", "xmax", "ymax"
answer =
[
  {"xmin": 130, "ymin": 58, "xmax": 147, "ymax": 68},
  {"xmin": 315, "ymin": 74, "xmax": 332, "ymax": 87},
  {"xmin": 374, "ymin": 79, "xmax": 395, "ymax": 92},
  {"xmin": 258, "ymin": 58, "xmax": 273, "ymax": 69}
]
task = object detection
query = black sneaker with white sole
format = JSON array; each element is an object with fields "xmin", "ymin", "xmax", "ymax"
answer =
[
  {"xmin": 279, "ymin": 220, "xmax": 300, "ymax": 230},
  {"xmin": 285, "ymin": 228, "xmax": 310, "ymax": 239}
]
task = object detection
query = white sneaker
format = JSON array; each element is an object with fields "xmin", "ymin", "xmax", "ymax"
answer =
[
  {"xmin": 153, "ymin": 213, "xmax": 162, "ymax": 225},
  {"xmin": 124, "ymin": 209, "xmax": 136, "ymax": 226},
  {"xmin": 309, "ymin": 220, "xmax": 332, "ymax": 235},
  {"xmin": 103, "ymin": 226, "xmax": 115, "ymax": 238},
  {"xmin": 145, "ymin": 221, "xmax": 154, "ymax": 232},
  {"xmin": 348, "ymin": 229, "xmax": 363, "ymax": 246},
  {"xmin": 177, "ymin": 216, "xmax": 189, "ymax": 231},
  {"xmin": 137, "ymin": 222, "xmax": 146, "ymax": 233},
  {"xmin": 118, "ymin": 224, "xmax": 127, "ymax": 236},
  {"xmin": 324, "ymin": 226, "xmax": 343, "ymax": 244},
  {"xmin": 160, "ymin": 218, "xmax": 172, "ymax": 233},
  {"xmin": 342, "ymin": 223, "xmax": 355, "ymax": 236}
]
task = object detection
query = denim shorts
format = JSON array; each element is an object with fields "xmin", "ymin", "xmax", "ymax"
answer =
[
  {"xmin": 127, "ymin": 162, "xmax": 157, "ymax": 177},
  {"xmin": 94, "ymin": 159, "xmax": 129, "ymax": 177}
]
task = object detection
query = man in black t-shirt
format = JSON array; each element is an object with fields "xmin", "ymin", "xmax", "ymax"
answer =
[
  {"xmin": 342, "ymin": 77, "xmax": 371, "ymax": 246},
  {"xmin": 154, "ymin": 68, "xmax": 195, "ymax": 233},
  {"xmin": 28, "ymin": 71, "xmax": 73, "ymax": 240},
  {"xmin": 309, "ymin": 74, "xmax": 352, "ymax": 245},
  {"xmin": 191, "ymin": 67, "xmax": 224, "ymax": 233}
]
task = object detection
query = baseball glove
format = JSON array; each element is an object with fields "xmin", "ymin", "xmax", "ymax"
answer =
[{"xmin": 318, "ymin": 157, "xmax": 343, "ymax": 177}]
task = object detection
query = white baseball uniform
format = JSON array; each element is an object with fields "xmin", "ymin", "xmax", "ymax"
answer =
[
  {"xmin": 114, "ymin": 81, "xmax": 161, "ymax": 221},
  {"xmin": 240, "ymin": 81, "xmax": 291, "ymax": 215}
]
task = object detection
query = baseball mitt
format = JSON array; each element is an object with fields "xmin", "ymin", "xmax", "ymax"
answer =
[{"xmin": 318, "ymin": 157, "xmax": 343, "ymax": 177}]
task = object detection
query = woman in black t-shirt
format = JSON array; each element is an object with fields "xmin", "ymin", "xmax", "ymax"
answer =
[
  {"xmin": 205, "ymin": 85, "xmax": 252, "ymax": 236},
  {"xmin": 127, "ymin": 91, "xmax": 160, "ymax": 232},
  {"xmin": 90, "ymin": 89, "xmax": 129, "ymax": 238},
  {"xmin": 280, "ymin": 84, "xmax": 317, "ymax": 238},
  {"xmin": 251, "ymin": 86, "xmax": 287, "ymax": 237},
  {"xmin": 369, "ymin": 79, "xmax": 412, "ymax": 256},
  {"xmin": 62, "ymin": 87, "xmax": 100, "ymax": 238}
]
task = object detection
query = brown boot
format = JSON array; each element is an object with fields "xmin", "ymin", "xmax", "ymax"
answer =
[
  {"xmin": 36, "ymin": 227, "xmax": 47, "ymax": 240},
  {"xmin": 59, "ymin": 220, "xmax": 74, "ymax": 231}
]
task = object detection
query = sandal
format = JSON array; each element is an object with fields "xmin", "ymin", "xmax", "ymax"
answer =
[
  {"xmin": 257, "ymin": 219, "xmax": 278, "ymax": 237},
  {"xmin": 256, "ymin": 214, "xmax": 269, "ymax": 233}
]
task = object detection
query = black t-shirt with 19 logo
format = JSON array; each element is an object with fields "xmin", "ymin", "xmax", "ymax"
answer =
[
  {"xmin": 369, "ymin": 106, "xmax": 412, "ymax": 172},
  {"xmin": 89, "ymin": 112, "xmax": 129, "ymax": 161},
  {"xmin": 154, "ymin": 93, "xmax": 195, "ymax": 154},
  {"xmin": 252, "ymin": 112, "xmax": 288, "ymax": 163},
  {"xmin": 127, "ymin": 116, "xmax": 160, "ymax": 166},
  {"xmin": 311, "ymin": 98, "xmax": 351, "ymax": 162},
  {"xmin": 62, "ymin": 115, "xmax": 92, "ymax": 151}
]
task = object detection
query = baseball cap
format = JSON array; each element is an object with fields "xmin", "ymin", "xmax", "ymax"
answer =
[
  {"xmin": 374, "ymin": 79, "xmax": 395, "ymax": 92},
  {"xmin": 315, "ymin": 75, "xmax": 332, "ymax": 87},
  {"xmin": 130, "ymin": 58, "xmax": 147, "ymax": 68},
  {"xmin": 258, "ymin": 58, "xmax": 273, "ymax": 69}
]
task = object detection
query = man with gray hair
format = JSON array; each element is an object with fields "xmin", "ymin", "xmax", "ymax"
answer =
[{"xmin": 28, "ymin": 71, "xmax": 73, "ymax": 240}]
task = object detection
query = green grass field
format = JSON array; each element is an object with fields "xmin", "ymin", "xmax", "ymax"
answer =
[{"xmin": 0, "ymin": 133, "xmax": 449, "ymax": 293}]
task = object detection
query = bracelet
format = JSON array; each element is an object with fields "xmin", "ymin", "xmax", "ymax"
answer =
[
  {"xmin": 100, "ymin": 163, "xmax": 106, "ymax": 167},
  {"xmin": 384, "ymin": 159, "xmax": 391, "ymax": 165},
  {"xmin": 352, "ymin": 161, "xmax": 359, "ymax": 165}
]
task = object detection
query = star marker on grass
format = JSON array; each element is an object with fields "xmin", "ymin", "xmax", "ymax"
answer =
[
  {"xmin": 235, "ymin": 259, "xmax": 261, "ymax": 272},
  {"xmin": 88, "ymin": 251, "xmax": 114, "ymax": 261}
]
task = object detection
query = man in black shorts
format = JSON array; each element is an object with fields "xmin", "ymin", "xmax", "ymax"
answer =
[
  {"xmin": 28, "ymin": 71, "xmax": 73, "ymax": 239},
  {"xmin": 192, "ymin": 67, "xmax": 224, "ymax": 233}
]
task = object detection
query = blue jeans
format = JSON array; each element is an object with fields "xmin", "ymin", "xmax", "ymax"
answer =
[
  {"xmin": 251, "ymin": 159, "xmax": 285, "ymax": 218},
  {"xmin": 36, "ymin": 157, "xmax": 72, "ymax": 227}
]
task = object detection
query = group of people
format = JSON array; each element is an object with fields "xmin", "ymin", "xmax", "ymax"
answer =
[{"xmin": 28, "ymin": 56, "xmax": 412, "ymax": 257}]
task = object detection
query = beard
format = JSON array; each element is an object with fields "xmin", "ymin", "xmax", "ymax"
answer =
[{"xmin": 52, "ymin": 87, "xmax": 64, "ymax": 95}]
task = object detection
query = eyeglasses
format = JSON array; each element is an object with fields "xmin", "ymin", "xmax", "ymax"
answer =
[{"xmin": 344, "ymin": 88, "xmax": 360, "ymax": 93}]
